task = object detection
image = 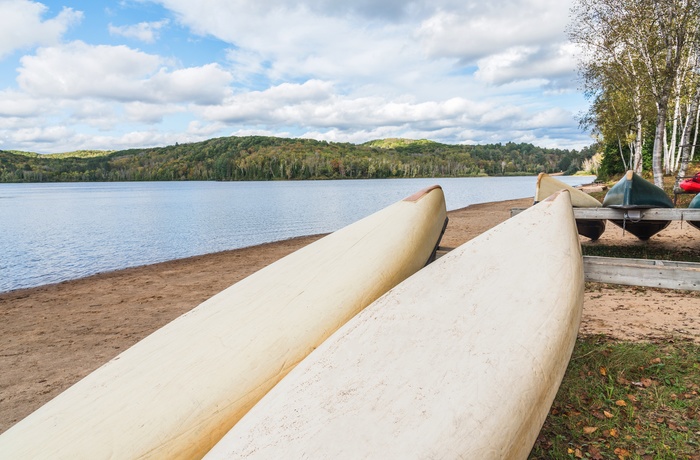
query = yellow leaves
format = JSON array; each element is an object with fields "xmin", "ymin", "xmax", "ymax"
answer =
[
  {"xmin": 649, "ymin": 357, "xmax": 662, "ymax": 364},
  {"xmin": 567, "ymin": 447, "xmax": 584, "ymax": 458},
  {"xmin": 583, "ymin": 426, "xmax": 598, "ymax": 434},
  {"xmin": 615, "ymin": 399, "xmax": 627, "ymax": 407},
  {"xmin": 614, "ymin": 447, "xmax": 630, "ymax": 458},
  {"xmin": 603, "ymin": 410, "xmax": 614, "ymax": 419},
  {"xmin": 599, "ymin": 366, "xmax": 607, "ymax": 376}
]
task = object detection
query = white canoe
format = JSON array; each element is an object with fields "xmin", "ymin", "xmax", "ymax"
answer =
[
  {"xmin": 204, "ymin": 190, "xmax": 583, "ymax": 460},
  {"xmin": 536, "ymin": 173, "xmax": 605, "ymax": 240},
  {"xmin": 0, "ymin": 186, "xmax": 447, "ymax": 460}
]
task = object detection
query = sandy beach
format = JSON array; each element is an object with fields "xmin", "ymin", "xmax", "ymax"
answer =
[{"xmin": 1, "ymin": 196, "xmax": 699, "ymax": 434}]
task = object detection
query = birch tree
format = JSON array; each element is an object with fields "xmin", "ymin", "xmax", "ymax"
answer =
[
  {"xmin": 570, "ymin": 0, "xmax": 700, "ymax": 187},
  {"xmin": 569, "ymin": 0, "xmax": 650, "ymax": 174}
]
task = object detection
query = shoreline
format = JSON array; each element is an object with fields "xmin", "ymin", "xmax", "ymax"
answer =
[{"xmin": 2, "ymin": 196, "xmax": 699, "ymax": 434}]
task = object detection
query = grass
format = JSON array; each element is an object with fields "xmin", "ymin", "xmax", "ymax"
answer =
[
  {"xmin": 530, "ymin": 336, "xmax": 700, "ymax": 459},
  {"xmin": 581, "ymin": 245, "xmax": 700, "ymax": 263}
]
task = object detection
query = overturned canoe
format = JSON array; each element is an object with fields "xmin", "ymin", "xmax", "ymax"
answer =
[
  {"xmin": 535, "ymin": 172, "xmax": 605, "ymax": 240},
  {"xmin": 689, "ymin": 193, "xmax": 700, "ymax": 231},
  {"xmin": 679, "ymin": 173, "xmax": 700, "ymax": 193},
  {"xmin": 204, "ymin": 191, "xmax": 584, "ymax": 460},
  {"xmin": 0, "ymin": 186, "xmax": 448, "ymax": 460},
  {"xmin": 602, "ymin": 171, "xmax": 674, "ymax": 240}
]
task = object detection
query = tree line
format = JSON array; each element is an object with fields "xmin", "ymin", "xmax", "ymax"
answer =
[
  {"xmin": 0, "ymin": 136, "xmax": 594, "ymax": 183},
  {"xmin": 569, "ymin": 0, "xmax": 700, "ymax": 185}
]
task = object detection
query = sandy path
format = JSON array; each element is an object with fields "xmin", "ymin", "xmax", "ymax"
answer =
[{"xmin": 1, "ymin": 196, "xmax": 699, "ymax": 433}]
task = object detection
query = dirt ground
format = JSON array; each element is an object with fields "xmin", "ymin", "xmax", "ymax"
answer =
[{"xmin": 1, "ymin": 196, "xmax": 699, "ymax": 433}]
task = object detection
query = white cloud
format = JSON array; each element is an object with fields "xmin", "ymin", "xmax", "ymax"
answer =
[
  {"xmin": 11, "ymin": 125, "xmax": 74, "ymax": 144},
  {"xmin": 0, "ymin": 89, "xmax": 48, "ymax": 117},
  {"xmin": 475, "ymin": 43, "xmax": 578, "ymax": 86},
  {"xmin": 109, "ymin": 19, "xmax": 170, "ymax": 43},
  {"xmin": 415, "ymin": 0, "xmax": 570, "ymax": 62},
  {"xmin": 124, "ymin": 101, "xmax": 185, "ymax": 124},
  {"xmin": 17, "ymin": 41, "xmax": 233, "ymax": 104},
  {"xmin": 0, "ymin": 0, "xmax": 82, "ymax": 59},
  {"xmin": 18, "ymin": 41, "xmax": 161, "ymax": 99}
]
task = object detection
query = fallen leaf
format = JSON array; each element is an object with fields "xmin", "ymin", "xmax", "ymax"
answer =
[
  {"xmin": 627, "ymin": 394, "xmax": 638, "ymax": 402},
  {"xmin": 614, "ymin": 447, "xmax": 630, "ymax": 458},
  {"xmin": 599, "ymin": 366, "xmax": 607, "ymax": 376},
  {"xmin": 641, "ymin": 378, "xmax": 653, "ymax": 387},
  {"xmin": 588, "ymin": 445, "xmax": 604, "ymax": 460},
  {"xmin": 604, "ymin": 410, "xmax": 614, "ymax": 419},
  {"xmin": 615, "ymin": 399, "xmax": 627, "ymax": 406},
  {"xmin": 575, "ymin": 448, "xmax": 584, "ymax": 458},
  {"xmin": 583, "ymin": 426, "xmax": 598, "ymax": 434},
  {"xmin": 650, "ymin": 357, "xmax": 661, "ymax": 364},
  {"xmin": 617, "ymin": 375, "xmax": 631, "ymax": 385},
  {"xmin": 609, "ymin": 428, "xmax": 619, "ymax": 437}
]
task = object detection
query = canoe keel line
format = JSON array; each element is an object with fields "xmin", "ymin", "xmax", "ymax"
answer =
[
  {"xmin": 0, "ymin": 186, "xmax": 447, "ymax": 459},
  {"xmin": 205, "ymin": 191, "xmax": 584, "ymax": 459}
]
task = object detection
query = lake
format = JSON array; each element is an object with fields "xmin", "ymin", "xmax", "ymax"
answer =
[{"xmin": 0, "ymin": 176, "xmax": 595, "ymax": 293}]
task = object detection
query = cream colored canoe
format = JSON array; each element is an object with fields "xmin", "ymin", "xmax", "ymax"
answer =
[
  {"xmin": 535, "ymin": 173, "xmax": 601, "ymax": 207},
  {"xmin": 0, "ymin": 186, "xmax": 447, "ymax": 460},
  {"xmin": 536, "ymin": 173, "xmax": 605, "ymax": 240},
  {"xmin": 204, "ymin": 190, "xmax": 583, "ymax": 460}
]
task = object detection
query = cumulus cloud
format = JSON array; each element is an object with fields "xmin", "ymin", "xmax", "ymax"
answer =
[
  {"xmin": 109, "ymin": 19, "xmax": 170, "ymax": 43},
  {"xmin": 17, "ymin": 41, "xmax": 233, "ymax": 104},
  {"xmin": 0, "ymin": 0, "xmax": 82, "ymax": 59},
  {"xmin": 0, "ymin": 89, "xmax": 48, "ymax": 117},
  {"xmin": 415, "ymin": 0, "xmax": 570, "ymax": 62},
  {"xmin": 475, "ymin": 43, "xmax": 578, "ymax": 86},
  {"xmin": 124, "ymin": 102, "xmax": 185, "ymax": 124}
]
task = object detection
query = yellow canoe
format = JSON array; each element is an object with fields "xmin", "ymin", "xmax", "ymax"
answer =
[
  {"xmin": 536, "ymin": 173, "xmax": 605, "ymax": 240},
  {"xmin": 204, "ymin": 190, "xmax": 583, "ymax": 459},
  {"xmin": 0, "ymin": 186, "xmax": 447, "ymax": 459}
]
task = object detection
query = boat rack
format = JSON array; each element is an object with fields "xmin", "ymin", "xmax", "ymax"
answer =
[
  {"xmin": 511, "ymin": 206, "xmax": 700, "ymax": 222},
  {"xmin": 583, "ymin": 256, "xmax": 700, "ymax": 291},
  {"xmin": 508, "ymin": 206, "xmax": 700, "ymax": 291}
]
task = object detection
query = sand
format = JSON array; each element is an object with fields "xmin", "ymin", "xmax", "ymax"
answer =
[{"xmin": 1, "ymin": 196, "xmax": 699, "ymax": 434}]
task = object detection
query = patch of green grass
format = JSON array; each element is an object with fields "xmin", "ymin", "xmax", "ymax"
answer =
[
  {"xmin": 581, "ymin": 245, "xmax": 700, "ymax": 263},
  {"xmin": 530, "ymin": 336, "xmax": 700, "ymax": 459}
]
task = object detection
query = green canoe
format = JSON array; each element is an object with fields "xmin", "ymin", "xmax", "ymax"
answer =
[
  {"xmin": 689, "ymin": 193, "xmax": 700, "ymax": 231},
  {"xmin": 602, "ymin": 171, "xmax": 674, "ymax": 240}
]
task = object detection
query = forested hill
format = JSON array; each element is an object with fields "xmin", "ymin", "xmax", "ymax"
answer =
[{"xmin": 0, "ymin": 136, "xmax": 594, "ymax": 182}]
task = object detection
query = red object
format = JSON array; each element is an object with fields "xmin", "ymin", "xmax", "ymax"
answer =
[{"xmin": 679, "ymin": 173, "xmax": 700, "ymax": 193}]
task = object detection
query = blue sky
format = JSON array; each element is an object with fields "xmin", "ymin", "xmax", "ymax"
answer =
[{"xmin": 0, "ymin": 0, "xmax": 592, "ymax": 153}]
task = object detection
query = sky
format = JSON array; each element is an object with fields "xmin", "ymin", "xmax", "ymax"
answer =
[{"xmin": 0, "ymin": 0, "xmax": 593, "ymax": 154}]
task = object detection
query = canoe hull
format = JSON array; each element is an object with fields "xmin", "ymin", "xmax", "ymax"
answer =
[
  {"xmin": 689, "ymin": 193, "xmax": 700, "ymax": 231},
  {"xmin": 603, "ymin": 171, "xmax": 674, "ymax": 240},
  {"xmin": 535, "ymin": 173, "xmax": 605, "ymax": 240},
  {"xmin": 576, "ymin": 218, "xmax": 607, "ymax": 241},
  {"xmin": 608, "ymin": 219, "xmax": 671, "ymax": 240},
  {"xmin": 0, "ymin": 187, "xmax": 447, "ymax": 460},
  {"xmin": 205, "ymin": 191, "xmax": 583, "ymax": 459},
  {"xmin": 679, "ymin": 173, "xmax": 700, "ymax": 193}
]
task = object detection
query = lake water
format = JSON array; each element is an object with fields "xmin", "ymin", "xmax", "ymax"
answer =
[{"xmin": 0, "ymin": 176, "xmax": 594, "ymax": 293}]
